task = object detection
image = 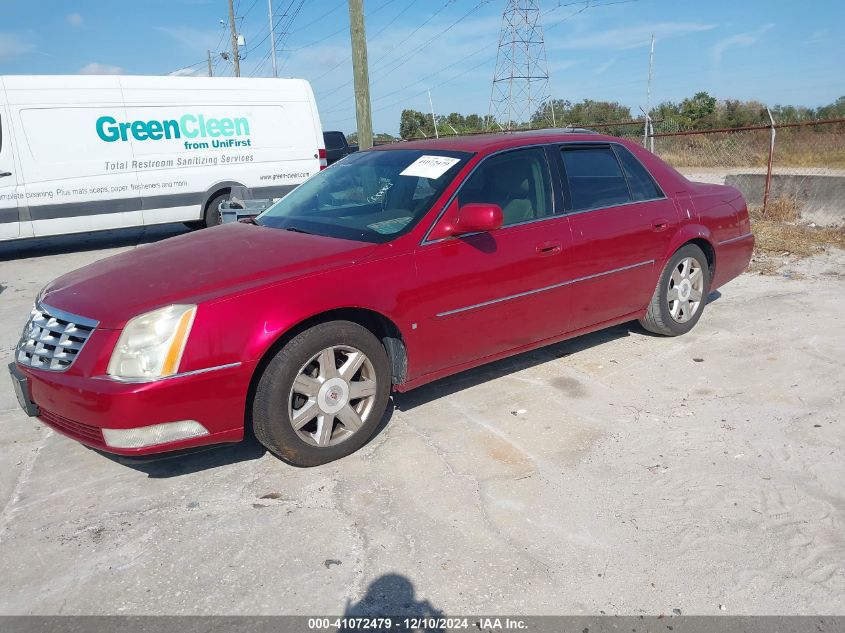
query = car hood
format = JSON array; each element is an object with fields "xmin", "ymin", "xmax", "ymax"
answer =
[{"xmin": 41, "ymin": 223, "xmax": 378, "ymax": 329}]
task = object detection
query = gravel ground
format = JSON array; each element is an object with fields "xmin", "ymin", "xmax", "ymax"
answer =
[{"xmin": 0, "ymin": 226, "xmax": 843, "ymax": 616}]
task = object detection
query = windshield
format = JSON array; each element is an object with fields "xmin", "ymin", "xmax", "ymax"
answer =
[{"xmin": 256, "ymin": 149, "xmax": 472, "ymax": 243}]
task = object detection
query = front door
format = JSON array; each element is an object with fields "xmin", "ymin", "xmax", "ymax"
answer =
[
  {"xmin": 556, "ymin": 143, "xmax": 678, "ymax": 332},
  {"xmin": 412, "ymin": 146, "xmax": 573, "ymax": 377}
]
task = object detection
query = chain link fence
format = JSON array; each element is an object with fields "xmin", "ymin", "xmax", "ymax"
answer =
[
  {"xmin": 649, "ymin": 118, "xmax": 845, "ymax": 227},
  {"xmin": 400, "ymin": 115, "xmax": 844, "ymax": 227}
]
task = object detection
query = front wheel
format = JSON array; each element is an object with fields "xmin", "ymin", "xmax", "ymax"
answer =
[
  {"xmin": 639, "ymin": 244, "xmax": 710, "ymax": 336},
  {"xmin": 252, "ymin": 321, "xmax": 391, "ymax": 466}
]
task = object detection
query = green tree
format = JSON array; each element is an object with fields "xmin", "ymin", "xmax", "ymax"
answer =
[
  {"xmin": 679, "ymin": 91, "xmax": 717, "ymax": 129},
  {"xmin": 719, "ymin": 99, "xmax": 767, "ymax": 128},
  {"xmin": 399, "ymin": 109, "xmax": 430, "ymax": 139},
  {"xmin": 817, "ymin": 96, "xmax": 845, "ymax": 120}
]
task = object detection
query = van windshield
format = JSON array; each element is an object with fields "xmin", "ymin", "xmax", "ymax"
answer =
[{"xmin": 256, "ymin": 149, "xmax": 471, "ymax": 243}]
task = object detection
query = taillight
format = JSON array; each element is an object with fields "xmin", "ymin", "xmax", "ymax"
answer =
[{"xmin": 318, "ymin": 148, "xmax": 327, "ymax": 170}]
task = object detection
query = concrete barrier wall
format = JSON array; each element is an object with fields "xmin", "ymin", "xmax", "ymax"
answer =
[{"xmin": 724, "ymin": 174, "xmax": 845, "ymax": 226}]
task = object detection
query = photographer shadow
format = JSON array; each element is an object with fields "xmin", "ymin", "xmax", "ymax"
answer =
[{"xmin": 341, "ymin": 573, "xmax": 444, "ymax": 632}]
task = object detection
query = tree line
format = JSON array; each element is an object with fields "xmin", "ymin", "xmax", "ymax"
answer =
[{"xmin": 385, "ymin": 93, "xmax": 845, "ymax": 140}]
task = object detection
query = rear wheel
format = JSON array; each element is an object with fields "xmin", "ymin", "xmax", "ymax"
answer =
[
  {"xmin": 639, "ymin": 244, "xmax": 710, "ymax": 336},
  {"xmin": 252, "ymin": 321, "xmax": 391, "ymax": 466},
  {"xmin": 201, "ymin": 191, "xmax": 229, "ymax": 228},
  {"xmin": 184, "ymin": 191, "xmax": 231, "ymax": 230}
]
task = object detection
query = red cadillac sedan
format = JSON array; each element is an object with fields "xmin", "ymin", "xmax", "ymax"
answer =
[{"xmin": 9, "ymin": 130, "xmax": 753, "ymax": 466}]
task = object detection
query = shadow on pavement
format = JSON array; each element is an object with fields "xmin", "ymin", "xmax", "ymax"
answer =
[
  {"xmin": 0, "ymin": 224, "xmax": 190, "ymax": 261},
  {"xmin": 395, "ymin": 321, "xmax": 639, "ymax": 412},
  {"xmin": 101, "ymin": 400, "xmax": 396, "ymax": 477},
  {"xmin": 98, "ymin": 435, "xmax": 268, "ymax": 478},
  {"xmin": 341, "ymin": 573, "xmax": 444, "ymax": 628}
]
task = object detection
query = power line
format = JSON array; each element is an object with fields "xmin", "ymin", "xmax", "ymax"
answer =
[
  {"xmin": 285, "ymin": 0, "xmax": 398, "ymax": 54},
  {"xmin": 310, "ymin": 0, "xmax": 421, "ymax": 83},
  {"xmin": 316, "ymin": 0, "xmax": 493, "ymax": 109},
  {"xmin": 321, "ymin": 0, "xmax": 638, "ymax": 124},
  {"xmin": 250, "ymin": 0, "xmax": 305, "ymax": 77}
]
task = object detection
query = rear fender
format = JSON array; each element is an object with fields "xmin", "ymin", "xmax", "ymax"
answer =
[{"xmin": 660, "ymin": 224, "xmax": 714, "ymax": 268}]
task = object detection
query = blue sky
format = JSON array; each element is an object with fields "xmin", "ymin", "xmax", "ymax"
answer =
[{"xmin": 1, "ymin": 0, "xmax": 842, "ymax": 134}]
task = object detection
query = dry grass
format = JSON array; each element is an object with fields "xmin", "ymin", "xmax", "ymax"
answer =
[
  {"xmin": 750, "ymin": 195, "xmax": 802, "ymax": 223},
  {"xmin": 653, "ymin": 128, "xmax": 845, "ymax": 169},
  {"xmin": 749, "ymin": 195, "xmax": 845, "ymax": 272}
]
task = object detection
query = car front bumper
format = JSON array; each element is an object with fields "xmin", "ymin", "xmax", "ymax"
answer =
[{"xmin": 11, "ymin": 360, "xmax": 256, "ymax": 455}]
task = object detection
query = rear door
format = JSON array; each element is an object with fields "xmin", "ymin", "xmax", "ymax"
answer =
[
  {"xmin": 412, "ymin": 146, "xmax": 573, "ymax": 376},
  {"xmin": 0, "ymin": 86, "xmax": 25, "ymax": 241},
  {"xmin": 556, "ymin": 142, "xmax": 677, "ymax": 331}
]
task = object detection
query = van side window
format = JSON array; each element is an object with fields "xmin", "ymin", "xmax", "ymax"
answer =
[
  {"xmin": 459, "ymin": 148, "xmax": 553, "ymax": 226},
  {"xmin": 560, "ymin": 146, "xmax": 631, "ymax": 211},
  {"xmin": 615, "ymin": 145, "xmax": 663, "ymax": 201}
]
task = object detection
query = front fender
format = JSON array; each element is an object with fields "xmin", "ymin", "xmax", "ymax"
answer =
[{"xmin": 177, "ymin": 253, "xmax": 416, "ymax": 374}]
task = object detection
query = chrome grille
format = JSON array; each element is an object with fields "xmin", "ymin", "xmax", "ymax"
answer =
[{"xmin": 16, "ymin": 303, "xmax": 98, "ymax": 371}]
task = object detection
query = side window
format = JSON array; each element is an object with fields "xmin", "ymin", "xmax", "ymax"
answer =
[
  {"xmin": 615, "ymin": 145, "xmax": 663, "ymax": 201},
  {"xmin": 458, "ymin": 147, "xmax": 553, "ymax": 227},
  {"xmin": 561, "ymin": 146, "xmax": 631, "ymax": 211}
]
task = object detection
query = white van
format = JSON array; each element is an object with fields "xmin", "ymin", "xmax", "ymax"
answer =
[{"xmin": 0, "ymin": 75, "xmax": 326, "ymax": 242}]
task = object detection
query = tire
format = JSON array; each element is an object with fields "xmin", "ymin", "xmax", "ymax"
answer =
[
  {"xmin": 639, "ymin": 244, "xmax": 710, "ymax": 336},
  {"xmin": 203, "ymin": 191, "xmax": 230, "ymax": 228},
  {"xmin": 252, "ymin": 321, "xmax": 391, "ymax": 467}
]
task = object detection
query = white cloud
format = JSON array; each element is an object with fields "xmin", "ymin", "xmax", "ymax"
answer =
[
  {"xmin": 0, "ymin": 32, "xmax": 35, "ymax": 61},
  {"xmin": 169, "ymin": 66, "xmax": 205, "ymax": 77},
  {"xmin": 712, "ymin": 24, "xmax": 775, "ymax": 64},
  {"xmin": 807, "ymin": 29, "xmax": 828, "ymax": 44},
  {"xmin": 79, "ymin": 62, "xmax": 124, "ymax": 75},
  {"xmin": 594, "ymin": 58, "xmax": 617, "ymax": 75},
  {"xmin": 66, "ymin": 13, "xmax": 83, "ymax": 27},
  {"xmin": 551, "ymin": 22, "xmax": 717, "ymax": 51}
]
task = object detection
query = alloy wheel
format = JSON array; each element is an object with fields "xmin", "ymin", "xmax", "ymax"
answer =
[
  {"xmin": 667, "ymin": 256, "xmax": 705, "ymax": 323},
  {"xmin": 288, "ymin": 345, "xmax": 378, "ymax": 447}
]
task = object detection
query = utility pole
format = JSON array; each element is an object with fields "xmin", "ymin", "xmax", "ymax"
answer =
[
  {"xmin": 428, "ymin": 89, "xmax": 439, "ymax": 139},
  {"xmin": 348, "ymin": 0, "xmax": 373, "ymax": 149},
  {"xmin": 207, "ymin": 50, "xmax": 214, "ymax": 77},
  {"xmin": 268, "ymin": 0, "xmax": 278, "ymax": 78},
  {"xmin": 228, "ymin": 0, "xmax": 241, "ymax": 77},
  {"xmin": 644, "ymin": 34, "xmax": 655, "ymax": 150}
]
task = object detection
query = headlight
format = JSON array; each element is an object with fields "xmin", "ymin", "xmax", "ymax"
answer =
[{"xmin": 107, "ymin": 304, "xmax": 196, "ymax": 381}]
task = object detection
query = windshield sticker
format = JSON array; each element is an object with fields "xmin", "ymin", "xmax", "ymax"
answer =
[
  {"xmin": 367, "ymin": 217, "xmax": 413, "ymax": 234},
  {"xmin": 400, "ymin": 155, "xmax": 460, "ymax": 179}
]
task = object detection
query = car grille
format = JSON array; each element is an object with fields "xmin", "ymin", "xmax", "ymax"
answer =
[
  {"xmin": 16, "ymin": 304, "xmax": 98, "ymax": 371},
  {"xmin": 39, "ymin": 409, "xmax": 104, "ymax": 444}
]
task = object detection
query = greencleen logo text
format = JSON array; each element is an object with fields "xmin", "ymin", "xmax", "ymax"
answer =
[{"xmin": 96, "ymin": 114, "xmax": 252, "ymax": 149}]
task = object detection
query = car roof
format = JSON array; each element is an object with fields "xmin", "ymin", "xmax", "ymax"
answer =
[{"xmin": 370, "ymin": 128, "xmax": 623, "ymax": 154}]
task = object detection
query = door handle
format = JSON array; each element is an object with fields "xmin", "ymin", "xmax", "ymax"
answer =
[
  {"xmin": 652, "ymin": 218, "xmax": 669, "ymax": 232},
  {"xmin": 536, "ymin": 241, "xmax": 562, "ymax": 257},
  {"xmin": 0, "ymin": 172, "xmax": 12, "ymax": 178}
]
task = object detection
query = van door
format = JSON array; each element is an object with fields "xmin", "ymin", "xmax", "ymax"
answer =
[
  {"xmin": 0, "ymin": 95, "xmax": 25, "ymax": 241},
  {"xmin": 4, "ymin": 76, "xmax": 142, "ymax": 238}
]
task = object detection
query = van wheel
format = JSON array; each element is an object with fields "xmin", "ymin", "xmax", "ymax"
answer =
[
  {"xmin": 640, "ymin": 244, "xmax": 710, "ymax": 336},
  {"xmin": 252, "ymin": 321, "xmax": 391, "ymax": 467},
  {"xmin": 203, "ymin": 191, "xmax": 230, "ymax": 227}
]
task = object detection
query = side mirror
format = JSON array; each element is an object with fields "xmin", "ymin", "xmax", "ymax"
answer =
[
  {"xmin": 427, "ymin": 201, "xmax": 504, "ymax": 241},
  {"xmin": 454, "ymin": 203, "xmax": 503, "ymax": 234}
]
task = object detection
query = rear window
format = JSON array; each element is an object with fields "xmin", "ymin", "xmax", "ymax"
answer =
[
  {"xmin": 324, "ymin": 132, "xmax": 346, "ymax": 150},
  {"xmin": 561, "ymin": 146, "xmax": 631, "ymax": 211},
  {"xmin": 616, "ymin": 145, "xmax": 663, "ymax": 201}
]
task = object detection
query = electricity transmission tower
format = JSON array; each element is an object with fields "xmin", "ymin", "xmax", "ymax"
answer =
[{"xmin": 488, "ymin": 0, "xmax": 554, "ymax": 130}]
